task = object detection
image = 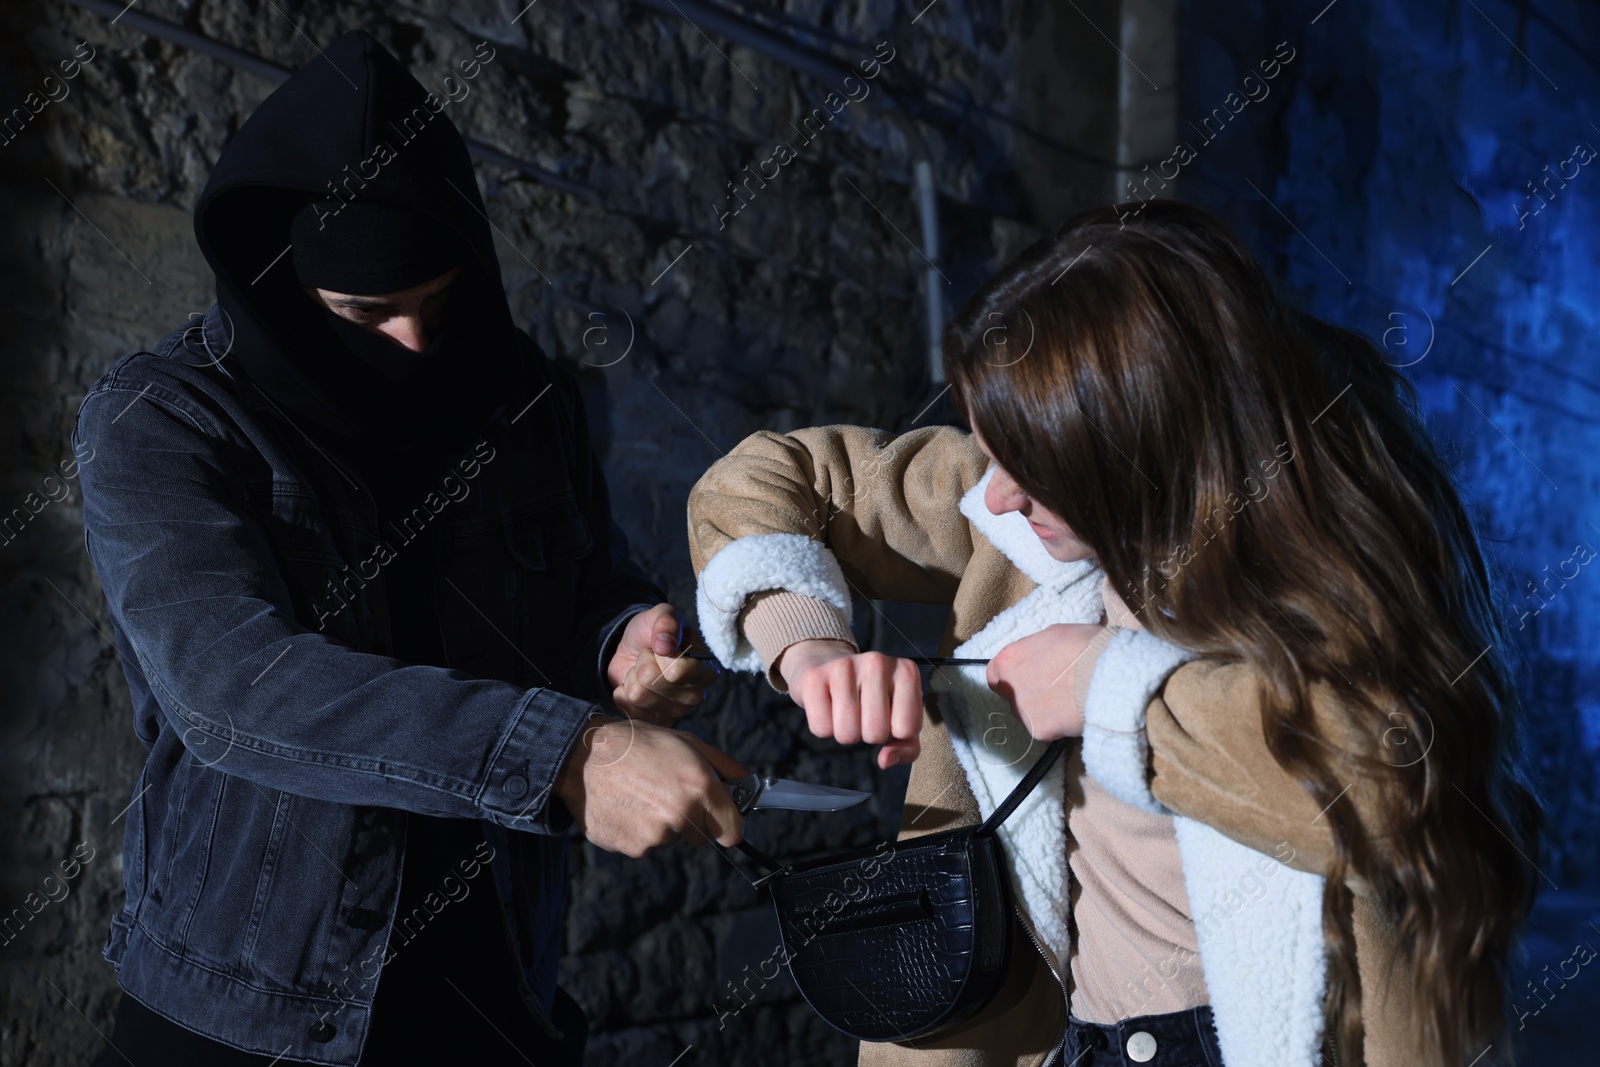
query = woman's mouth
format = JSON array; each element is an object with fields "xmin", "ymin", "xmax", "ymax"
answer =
[{"xmin": 1028, "ymin": 519, "xmax": 1058, "ymax": 541}]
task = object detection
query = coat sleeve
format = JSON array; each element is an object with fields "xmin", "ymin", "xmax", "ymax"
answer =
[
  {"xmin": 686, "ymin": 424, "xmax": 989, "ymax": 684},
  {"xmin": 1078, "ymin": 630, "xmax": 1389, "ymax": 895},
  {"xmin": 75, "ymin": 374, "xmax": 602, "ymax": 834},
  {"xmin": 1146, "ymin": 659, "xmax": 1389, "ymax": 894}
]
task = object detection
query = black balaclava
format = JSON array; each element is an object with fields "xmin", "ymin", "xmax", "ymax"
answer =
[
  {"xmin": 236, "ymin": 226, "xmax": 513, "ymax": 509},
  {"xmin": 290, "ymin": 198, "xmax": 463, "ymax": 385}
]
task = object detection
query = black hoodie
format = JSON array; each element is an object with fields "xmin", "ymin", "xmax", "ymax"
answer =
[{"xmin": 193, "ymin": 29, "xmax": 516, "ymax": 498}]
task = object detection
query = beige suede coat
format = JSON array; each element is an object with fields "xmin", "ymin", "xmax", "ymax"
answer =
[{"xmin": 686, "ymin": 424, "xmax": 1426, "ymax": 1067}]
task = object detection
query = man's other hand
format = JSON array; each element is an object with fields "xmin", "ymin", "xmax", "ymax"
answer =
[
  {"xmin": 554, "ymin": 715, "xmax": 746, "ymax": 857},
  {"xmin": 607, "ymin": 603, "xmax": 721, "ymax": 725}
]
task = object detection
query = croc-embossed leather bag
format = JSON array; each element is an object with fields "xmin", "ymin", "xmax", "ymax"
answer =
[{"xmin": 732, "ymin": 736, "xmax": 1070, "ymax": 1042}]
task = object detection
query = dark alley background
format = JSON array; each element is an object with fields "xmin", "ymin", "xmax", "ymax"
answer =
[{"xmin": 1, "ymin": 0, "xmax": 1597, "ymax": 1063}]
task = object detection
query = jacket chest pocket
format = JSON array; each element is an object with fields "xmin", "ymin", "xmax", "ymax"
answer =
[{"xmin": 504, "ymin": 495, "xmax": 593, "ymax": 571}]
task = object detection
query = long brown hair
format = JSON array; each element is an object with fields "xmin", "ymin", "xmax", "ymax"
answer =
[{"xmin": 944, "ymin": 199, "xmax": 1542, "ymax": 1065}]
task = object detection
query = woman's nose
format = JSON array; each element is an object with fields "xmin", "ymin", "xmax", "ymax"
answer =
[{"xmin": 985, "ymin": 466, "xmax": 1028, "ymax": 515}]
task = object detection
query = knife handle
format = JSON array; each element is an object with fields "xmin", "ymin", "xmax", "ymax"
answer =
[{"xmin": 722, "ymin": 773, "xmax": 762, "ymax": 814}]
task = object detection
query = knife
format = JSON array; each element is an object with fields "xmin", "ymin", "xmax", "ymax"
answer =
[{"xmin": 722, "ymin": 774, "xmax": 873, "ymax": 815}]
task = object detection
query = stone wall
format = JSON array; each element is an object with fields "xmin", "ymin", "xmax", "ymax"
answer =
[
  {"xmin": 0, "ymin": 2, "xmax": 1123, "ymax": 1063},
  {"xmin": 1172, "ymin": 0, "xmax": 1600, "ymax": 885}
]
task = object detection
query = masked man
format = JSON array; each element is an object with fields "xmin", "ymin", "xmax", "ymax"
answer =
[{"xmin": 75, "ymin": 30, "xmax": 743, "ymax": 1066}]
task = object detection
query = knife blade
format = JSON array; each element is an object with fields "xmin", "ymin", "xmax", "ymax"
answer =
[{"xmin": 722, "ymin": 774, "xmax": 873, "ymax": 814}]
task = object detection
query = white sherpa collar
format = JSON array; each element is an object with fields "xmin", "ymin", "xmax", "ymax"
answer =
[{"xmin": 932, "ymin": 571, "xmax": 1103, "ymax": 982}]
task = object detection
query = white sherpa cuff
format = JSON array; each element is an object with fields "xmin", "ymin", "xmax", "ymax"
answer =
[
  {"xmin": 1081, "ymin": 628, "xmax": 1199, "ymax": 814},
  {"xmin": 695, "ymin": 533, "xmax": 853, "ymax": 672}
]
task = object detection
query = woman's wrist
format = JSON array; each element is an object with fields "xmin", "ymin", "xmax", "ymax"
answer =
[
  {"xmin": 739, "ymin": 590, "xmax": 857, "ymax": 691},
  {"xmin": 775, "ymin": 638, "xmax": 858, "ymax": 691}
]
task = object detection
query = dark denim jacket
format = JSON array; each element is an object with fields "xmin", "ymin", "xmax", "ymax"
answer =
[{"xmin": 74, "ymin": 306, "xmax": 661, "ymax": 1065}]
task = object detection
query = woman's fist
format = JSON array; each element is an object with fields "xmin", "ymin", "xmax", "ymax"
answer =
[{"xmin": 777, "ymin": 639, "xmax": 923, "ymax": 768}]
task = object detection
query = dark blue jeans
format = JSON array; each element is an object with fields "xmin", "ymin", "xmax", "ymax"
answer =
[{"xmin": 1061, "ymin": 1005, "xmax": 1224, "ymax": 1067}]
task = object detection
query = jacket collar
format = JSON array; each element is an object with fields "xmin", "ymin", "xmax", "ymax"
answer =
[{"xmin": 959, "ymin": 465, "xmax": 1098, "ymax": 589}]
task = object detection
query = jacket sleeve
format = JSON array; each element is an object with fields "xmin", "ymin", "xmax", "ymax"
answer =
[
  {"xmin": 1078, "ymin": 629, "xmax": 1388, "ymax": 895},
  {"xmin": 686, "ymin": 424, "xmax": 990, "ymax": 683},
  {"xmin": 75, "ymin": 376, "xmax": 602, "ymax": 834}
]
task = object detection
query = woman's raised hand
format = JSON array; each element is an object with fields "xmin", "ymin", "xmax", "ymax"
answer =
[
  {"xmin": 985, "ymin": 623, "xmax": 1104, "ymax": 741},
  {"xmin": 775, "ymin": 638, "xmax": 923, "ymax": 768}
]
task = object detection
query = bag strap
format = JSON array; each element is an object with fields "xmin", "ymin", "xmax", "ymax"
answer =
[
  {"xmin": 975, "ymin": 738, "xmax": 1071, "ymax": 836},
  {"xmin": 720, "ymin": 838, "xmax": 791, "ymax": 889}
]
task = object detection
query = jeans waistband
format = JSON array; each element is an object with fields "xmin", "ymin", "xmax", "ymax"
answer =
[{"xmin": 1061, "ymin": 1004, "xmax": 1223, "ymax": 1067}]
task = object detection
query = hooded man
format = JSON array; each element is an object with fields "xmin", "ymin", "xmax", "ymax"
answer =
[{"xmin": 75, "ymin": 30, "xmax": 744, "ymax": 1065}]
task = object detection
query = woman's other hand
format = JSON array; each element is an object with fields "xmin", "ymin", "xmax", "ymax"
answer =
[
  {"xmin": 986, "ymin": 623, "xmax": 1105, "ymax": 740},
  {"xmin": 775, "ymin": 639, "xmax": 923, "ymax": 769}
]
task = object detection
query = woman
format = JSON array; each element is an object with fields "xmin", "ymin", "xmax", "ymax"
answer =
[{"xmin": 687, "ymin": 199, "xmax": 1540, "ymax": 1066}]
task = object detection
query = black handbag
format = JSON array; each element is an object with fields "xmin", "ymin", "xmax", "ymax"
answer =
[{"xmin": 731, "ymin": 735, "xmax": 1070, "ymax": 1043}]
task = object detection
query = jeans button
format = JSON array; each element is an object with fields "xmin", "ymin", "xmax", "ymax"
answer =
[
  {"xmin": 504, "ymin": 774, "xmax": 529, "ymax": 799},
  {"xmin": 1126, "ymin": 1030, "xmax": 1157, "ymax": 1062},
  {"xmin": 346, "ymin": 907, "xmax": 381, "ymax": 930},
  {"xmin": 309, "ymin": 1021, "xmax": 337, "ymax": 1043}
]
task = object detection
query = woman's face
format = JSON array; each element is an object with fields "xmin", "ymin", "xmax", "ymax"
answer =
[{"xmin": 971, "ymin": 428, "xmax": 1096, "ymax": 563}]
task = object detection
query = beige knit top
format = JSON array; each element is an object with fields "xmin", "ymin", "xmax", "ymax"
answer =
[{"xmin": 1065, "ymin": 588, "xmax": 1207, "ymax": 1023}]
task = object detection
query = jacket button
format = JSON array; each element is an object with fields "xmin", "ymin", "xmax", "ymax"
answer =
[
  {"xmin": 309, "ymin": 1021, "xmax": 337, "ymax": 1043},
  {"xmin": 503, "ymin": 774, "xmax": 529, "ymax": 799},
  {"xmin": 1126, "ymin": 1030, "xmax": 1157, "ymax": 1062},
  {"xmin": 346, "ymin": 907, "xmax": 381, "ymax": 930}
]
